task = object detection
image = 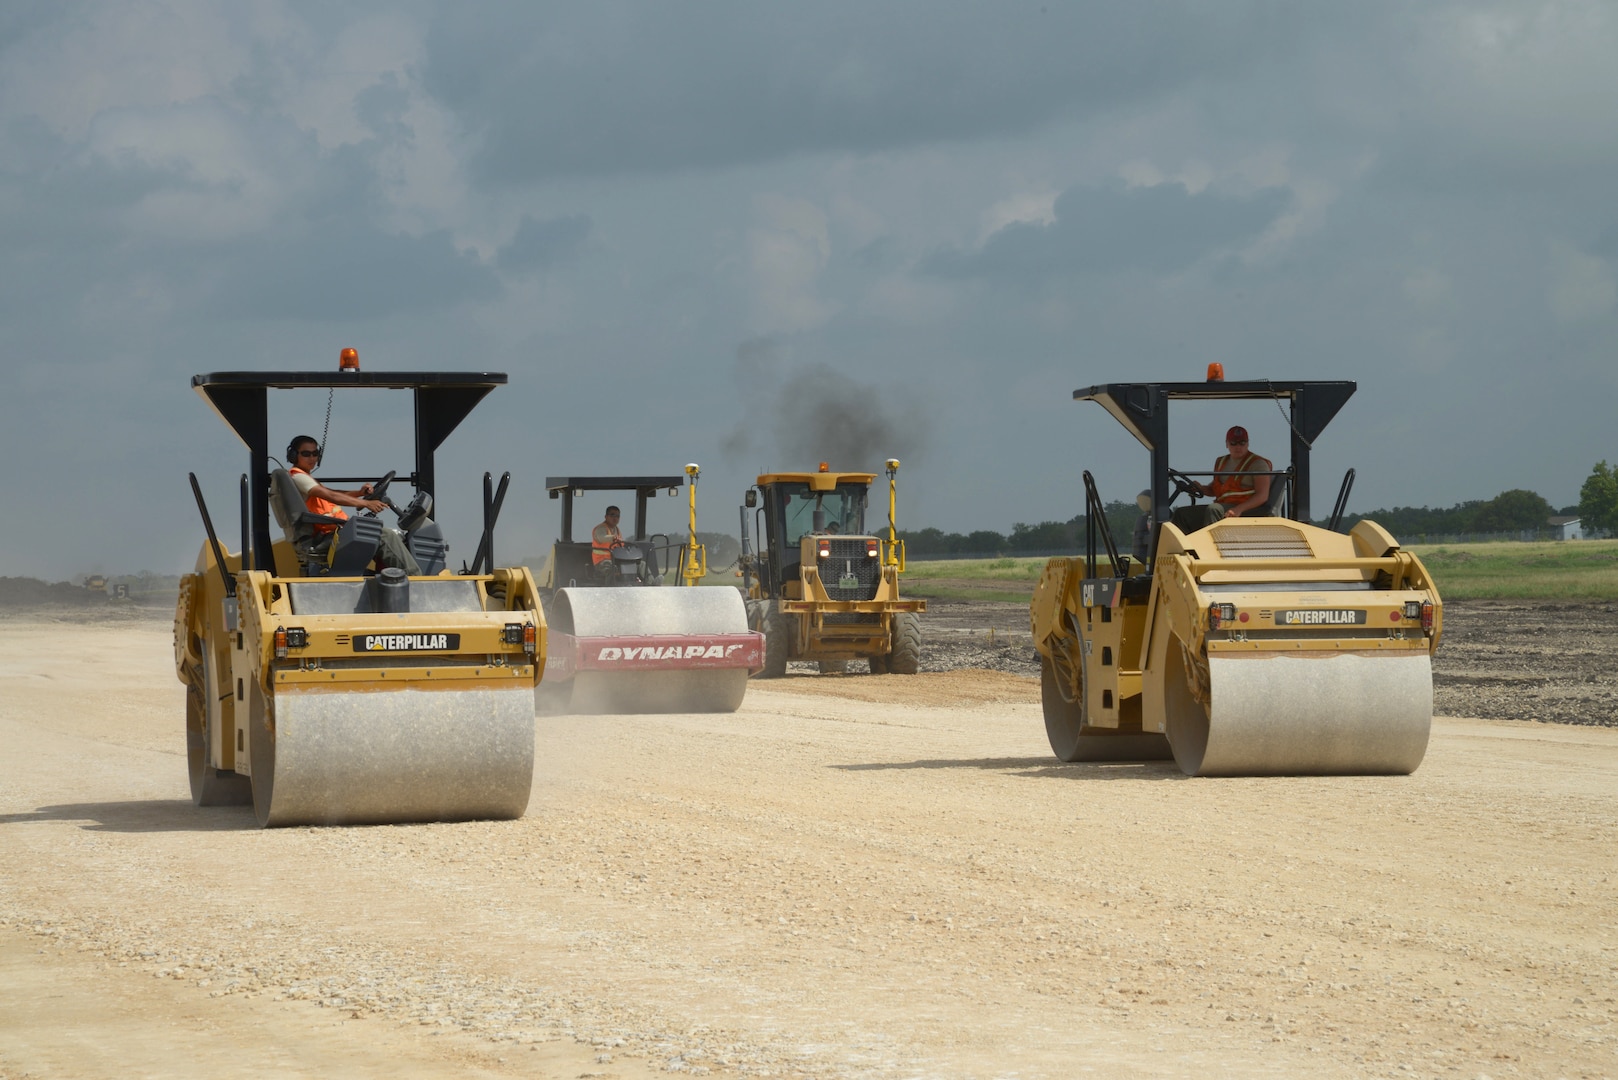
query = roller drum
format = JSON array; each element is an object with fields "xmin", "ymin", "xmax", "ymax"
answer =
[
  {"xmin": 554, "ymin": 587, "xmax": 752, "ymax": 714},
  {"xmin": 1166, "ymin": 651, "xmax": 1431, "ymax": 777},
  {"xmin": 556, "ymin": 586, "xmax": 748, "ymax": 638},
  {"xmin": 253, "ymin": 684, "xmax": 534, "ymax": 827}
]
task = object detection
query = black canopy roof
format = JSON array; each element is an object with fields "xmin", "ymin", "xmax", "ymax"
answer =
[
  {"xmin": 192, "ymin": 370, "xmax": 507, "ymax": 572},
  {"xmin": 1075, "ymin": 378, "xmax": 1357, "ymax": 530}
]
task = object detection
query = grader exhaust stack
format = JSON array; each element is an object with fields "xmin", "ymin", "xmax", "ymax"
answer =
[{"xmin": 1029, "ymin": 376, "xmax": 1442, "ymax": 777}]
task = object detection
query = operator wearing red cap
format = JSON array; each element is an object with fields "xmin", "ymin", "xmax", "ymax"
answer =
[{"xmin": 1197, "ymin": 426, "xmax": 1273, "ymax": 518}]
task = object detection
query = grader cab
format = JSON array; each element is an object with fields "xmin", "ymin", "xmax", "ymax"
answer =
[{"xmin": 739, "ymin": 462, "xmax": 925, "ymax": 676}]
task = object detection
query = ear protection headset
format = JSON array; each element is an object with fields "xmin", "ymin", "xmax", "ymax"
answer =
[{"xmin": 286, "ymin": 436, "xmax": 322, "ymax": 466}]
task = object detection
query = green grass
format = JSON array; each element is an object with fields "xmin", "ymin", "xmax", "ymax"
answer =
[
  {"xmin": 902, "ymin": 556, "xmax": 1056, "ymax": 602},
  {"xmin": 1405, "ymin": 539, "xmax": 1618, "ymax": 600},
  {"xmin": 902, "ymin": 540, "xmax": 1618, "ymax": 603}
]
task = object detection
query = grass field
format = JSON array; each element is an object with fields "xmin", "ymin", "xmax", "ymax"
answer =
[{"xmin": 902, "ymin": 539, "xmax": 1618, "ymax": 603}]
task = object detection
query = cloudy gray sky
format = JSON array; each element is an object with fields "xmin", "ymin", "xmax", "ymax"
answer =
[{"xmin": 4, "ymin": 1, "xmax": 1615, "ymax": 578}]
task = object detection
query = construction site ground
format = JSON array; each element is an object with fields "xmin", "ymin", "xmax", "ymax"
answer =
[{"xmin": 1, "ymin": 599, "xmax": 1614, "ymax": 1079}]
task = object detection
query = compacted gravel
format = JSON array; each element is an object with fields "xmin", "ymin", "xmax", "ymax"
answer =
[{"xmin": 1, "ymin": 608, "xmax": 1615, "ymax": 1079}]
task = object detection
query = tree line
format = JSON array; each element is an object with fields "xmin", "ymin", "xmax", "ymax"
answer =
[{"xmin": 898, "ymin": 488, "xmax": 1585, "ymax": 558}]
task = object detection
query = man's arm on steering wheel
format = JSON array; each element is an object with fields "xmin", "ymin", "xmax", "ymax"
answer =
[{"xmin": 305, "ymin": 481, "xmax": 386, "ymax": 514}]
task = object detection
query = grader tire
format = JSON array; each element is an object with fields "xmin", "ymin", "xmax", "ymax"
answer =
[
  {"xmin": 887, "ymin": 612, "xmax": 921, "ymax": 675},
  {"xmin": 758, "ymin": 611, "xmax": 790, "ymax": 679}
]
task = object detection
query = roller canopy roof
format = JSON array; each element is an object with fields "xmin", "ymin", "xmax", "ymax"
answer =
[
  {"xmin": 1073, "ymin": 378, "xmax": 1358, "ymax": 532},
  {"xmin": 1075, "ymin": 380, "xmax": 1355, "ymax": 453},
  {"xmin": 545, "ymin": 476, "xmax": 687, "ymax": 492},
  {"xmin": 190, "ymin": 369, "xmax": 508, "ymax": 577}
]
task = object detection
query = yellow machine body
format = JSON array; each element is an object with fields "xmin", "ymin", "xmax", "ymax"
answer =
[
  {"xmin": 176, "ymin": 543, "xmax": 545, "ymax": 825},
  {"xmin": 179, "ymin": 363, "xmax": 544, "ymax": 826},
  {"xmin": 744, "ymin": 468, "xmax": 925, "ymax": 675},
  {"xmin": 1031, "ymin": 517, "xmax": 1442, "ymax": 776}
]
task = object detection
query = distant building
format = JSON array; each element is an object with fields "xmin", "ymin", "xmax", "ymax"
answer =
[{"xmin": 1548, "ymin": 515, "xmax": 1582, "ymax": 540}]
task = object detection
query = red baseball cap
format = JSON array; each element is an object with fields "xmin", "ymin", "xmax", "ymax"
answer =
[{"xmin": 1226, "ymin": 426, "xmax": 1249, "ymax": 444}]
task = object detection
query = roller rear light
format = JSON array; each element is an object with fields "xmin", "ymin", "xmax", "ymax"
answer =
[
  {"xmin": 1421, "ymin": 601, "xmax": 1434, "ymax": 631},
  {"xmin": 1208, "ymin": 602, "xmax": 1235, "ymax": 630},
  {"xmin": 524, "ymin": 623, "xmax": 537, "ymax": 655},
  {"xmin": 275, "ymin": 627, "xmax": 308, "ymax": 657}
]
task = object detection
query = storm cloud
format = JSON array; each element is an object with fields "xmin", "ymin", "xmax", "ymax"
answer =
[
  {"xmin": 924, "ymin": 182, "xmax": 1291, "ymax": 280},
  {"xmin": 1, "ymin": 2, "xmax": 1615, "ymax": 579}
]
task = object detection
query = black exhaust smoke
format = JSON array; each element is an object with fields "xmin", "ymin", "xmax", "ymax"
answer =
[{"xmin": 723, "ymin": 338, "xmax": 927, "ymax": 469}]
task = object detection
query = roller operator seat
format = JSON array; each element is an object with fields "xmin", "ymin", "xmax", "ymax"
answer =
[{"xmin": 268, "ymin": 468, "xmax": 382, "ymax": 576}]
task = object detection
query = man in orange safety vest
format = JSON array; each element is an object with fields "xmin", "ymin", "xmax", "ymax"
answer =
[
  {"xmin": 591, "ymin": 506, "xmax": 624, "ymax": 565},
  {"xmin": 1196, "ymin": 426, "xmax": 1273, "ymax": 518}
]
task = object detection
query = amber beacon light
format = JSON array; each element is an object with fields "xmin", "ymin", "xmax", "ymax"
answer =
[
  {"xmin": 339, "ymin": 347, "xmax": 360, "ymax": 372},
  {"xmin": 1206, "ymin": 362, "xmax": 1225, "ymax": 382}
]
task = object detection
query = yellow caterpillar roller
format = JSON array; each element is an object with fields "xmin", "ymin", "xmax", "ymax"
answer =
[
  {"xmin": 175, "ymin": 355, "xmax": 544, "ymax": 826},
  {"xmin": 1030, "ymin": 374, "xmax": 1442, "ymax": 776}
]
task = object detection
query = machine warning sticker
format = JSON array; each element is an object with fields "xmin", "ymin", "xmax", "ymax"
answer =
[
  {"xmin": 352, "ymin": 633, "xmax": 461, "ymax": 652},
  {"xmin": 1274, "ymin": 609, "xmax": 1367, "ymax": 626}
]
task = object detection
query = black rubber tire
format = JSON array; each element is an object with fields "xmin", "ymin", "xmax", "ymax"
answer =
[
  {"xmin": 867, "ymin": 653, "xmax": 890, "ymax": 675},
  {"xmin": 887, "ymin": 612, "xmax": 921, "ymax": 675},
  {"xmin": 1041, "ymin": 652, "xmax": 1088, "ymax": 761},
  {"xmin": 186, "ymin": 647, "xmax": 252, "ymax": 807},
  {"xmin": 818, "ymin": 659, "xmax": 848, "ymax": 674},
  {"xmin": 757, "ymin": 610, "xmax": 790, "ymax": 679}
]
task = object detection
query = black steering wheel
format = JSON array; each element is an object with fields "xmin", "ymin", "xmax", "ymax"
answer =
[
  {"xmin": 362, "ymin": 470, "xmax": 397, "ymax": 515},
  {"xmin": 1166, "ymin": 468, "xmax": 1202, "ymax": 505}
]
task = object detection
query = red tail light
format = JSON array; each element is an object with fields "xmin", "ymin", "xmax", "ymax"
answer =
[
  {"xmin": 1208, "ymin": 602, "xmax": 1235, "ymax": 630},
  {"xmin": 1421, "ymin": 601, "xmax": 1434, "ymax": 631},
  {"xmin": 274, "ymin": 628, "xmax": 288, "ymax": 658},
  {"xmin": 524, "ymin": 623, "xmax": 537, "ymax": 655},
  {"xmin": 817, "ymin": 542, "xmax": 830, "ymax": 559},
  {"xmin": 866, "ymin": 540, "xmax": 879, "ymax": 557}
]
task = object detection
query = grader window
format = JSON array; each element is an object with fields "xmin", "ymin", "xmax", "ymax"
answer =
[{"xmin": 776, "ymin": 483, "xmax": 868, "ymax": 545}]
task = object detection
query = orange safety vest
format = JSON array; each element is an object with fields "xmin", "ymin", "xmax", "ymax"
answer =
[
  {"xmin": 291, "ymin": 467, "xmax": 348, "ymax": 535},
  {"xmin": 1208, "ymin": 452, "xmax": 1272, "ymax": 506},
  {"xmin": 591, "ymin": 522, "xmax": 622, "ymax": 565}
]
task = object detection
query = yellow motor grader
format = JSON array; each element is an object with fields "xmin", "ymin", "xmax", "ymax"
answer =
[
  {"xmin": 176, "ymin": 355, "xmax": 544, "ymax": 826},
  {"xmin": 1030, "ymin": 374, "xmax": 1442, "ymax": 776},
  {"xmin": 739, "ymin": 461, "xmax": 925, "ymax": 676}
]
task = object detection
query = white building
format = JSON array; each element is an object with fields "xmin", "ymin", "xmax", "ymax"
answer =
[{"xmin": 1548, "ymin": 515, "xmax": 1583, "ymax": 540}]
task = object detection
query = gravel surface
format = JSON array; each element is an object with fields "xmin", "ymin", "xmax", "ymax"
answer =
[{"xmin": 2, "ymin": 618, "xmax": 1616, "ymax": 1078}]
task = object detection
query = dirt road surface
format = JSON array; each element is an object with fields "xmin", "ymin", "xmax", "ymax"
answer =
[{"xmin": 2, "ymin": 614, "xmax": 1615, "ymax": 1079}]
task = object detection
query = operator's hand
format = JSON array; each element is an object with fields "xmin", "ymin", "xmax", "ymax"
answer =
[
  {"xmin": 358, "ymin": 484, "xmax": 374, "ymax": 497},
  {"xmin": 360, "ymin": 498, "xmax": 387, "ymax": 513}
]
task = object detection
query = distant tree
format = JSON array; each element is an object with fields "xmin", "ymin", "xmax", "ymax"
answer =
[
  {"xmin": 1579, "ymin": 462, "xmax": 1618, "ymax": 536},
  {"xmin": 964, "ymin": 529, "xmax": 1006, "ymax": 553},
  {"xmin": 1471, "ymin": 489, "xmax": 1553, "ymax": 533}
]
